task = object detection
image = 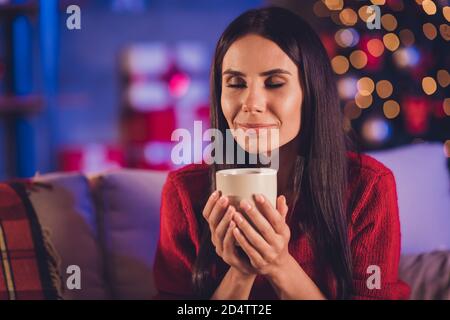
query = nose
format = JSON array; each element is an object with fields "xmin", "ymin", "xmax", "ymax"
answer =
[{"xmin": 242, "ymin": 85, "xmax": 266, "ymax": 114}]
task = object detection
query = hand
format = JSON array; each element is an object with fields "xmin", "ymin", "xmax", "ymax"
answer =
[
  {"xmin": 202, "ymin": 191, "xmax": 256, "ymax": 275},
  {"xmin": 231, "ymin": 194, "xmax": 291, "ymax": 276}
]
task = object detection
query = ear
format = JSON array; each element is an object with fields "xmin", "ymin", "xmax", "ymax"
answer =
[{"xmin": 276, "ymin": 195, "xmax": 289, "ymax": 220}]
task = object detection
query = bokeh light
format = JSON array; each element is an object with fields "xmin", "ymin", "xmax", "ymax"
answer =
[
  {"xmin": 349, "ymin": 50, "xmax": 368, "ymax": 69},
  {"xmin": 337, "ymin": 77, "xmax": 357, "ymax": 99},
  {"xmin": 439, "ymin": 24, "xmax": 450, "ymax": 41},
  {"xmin": 444, "ymin": 98, "xmax": 450, "ymax": 116},
  {"xmin": 444, "ymin": 6, "xmax": 450, "ymax": 22},
  {"xmin": 313, "ymin": 1, "xmax": 330, "ymax": 17},
  {"xmin": 357, "ymin": 77, "xmax": 375, "ymax": 96},
  {"xmin": 367, "ymin": 38, "xmax": 385, "ymax": 57},
  {"xmin": 381, "ymin": 14, "xmax": 398, "ymax": 31},
  {"xmin": 393, "ymin": 47, "xmax": 420, "ymax": 68},
  {"xmin": 422, "ymin": 0, "xmax": 437, "ymax": 15},
  {"xmin": 324, "ymin": 0, "xmax": 343, "ymax": 11},
  {"xmin": 383, "ymin": 100, "xmax": 401, "ymax": 119},
  {"xmin": 437, "ymin": 69, "xmax": 450, "ymax": 88},
  {"xmin": 358, "ymin": 5, "xmax": 371, "ymax": 23},
  {"xmin": 370, "ymin": 0, "xmax": 386, "ymax": 5},
  {"xmin": 444, "ymin": 140, "xmax": 450, "ymax": 157},
  {"xmin": 339, "ymin": 8, "xmax": 358, "ymax": 26},
  {"xmin": 331, "ymin": 55, "xmax": 350, "ymax": 74},
  {"xmin": 343, "ymin": 101, "xmax": 362, "ymax": 120},
  {"xmin": 383, "ymin": 33, "xmax": 400, "ymax": 51},
  {"xmin": 399, "ymin": 29, "xmax": 415, "ymax": 46},
  {"xmin": 423, "ymin": 23, "xmax": 438, "ymax": 40},
  {"xmin": 362, "ymin": 117, "xmax": 392, "ymax": 145},
  {"xmin": 376, "ymin": 80, "xmax": 394, "ymax": 98},
  {"xmin": 355, "ymin": 92, "xmax": 373, "ymax": 109},
  {"xmin": 335, "ymin": 28, "xmax": 359, "ymax": 47},
  {"xmin": 422, "ymin": 76, "xmax": 437, "ymax": 95}
]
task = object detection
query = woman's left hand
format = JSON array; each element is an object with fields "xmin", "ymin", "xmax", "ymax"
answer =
[{"xmin": 231, "ymin": 194, "xmax": 292, "ymax": 277}]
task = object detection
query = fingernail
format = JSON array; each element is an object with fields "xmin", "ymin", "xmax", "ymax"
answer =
[
  {"xmin": 255, "ymin": 194, "xmax": 265, "ymax": 203},
  {"xmin": 234, "ymin": 213, "xmax": 243, "ymax": 223},
  {"xmin": 210, "ymin": 191, "xmax": 218, "ymax": 199},
  {"xmin": 229, "ymin": 221, "xmax": 235, "ymax": 229},
  {"xmin": 240, "ymin": 199, "xmax": 251, "ymax": 211},
  {"xmin": 219, "ymin": 196, "xmax": 228, "ymax": 206}
]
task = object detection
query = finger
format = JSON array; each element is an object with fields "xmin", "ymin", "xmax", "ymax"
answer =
[
  {"xmin": 240, "ymin": 199, "xmax": 276, "ymax": 244},
  {"xmin": 232, "ymin": 211, "xmax": 272, "ymax": 256},
  {"xmin": 202, "ymin": 190, "xmax": 220, "ymax": 220},
  {"xmin": 214, "ymin": 205, "xmax": 235, "ymax": 248},
  {"xmin": 223, "ymin": 220, "xmax": 247, "ymax": 270},
  {"xmin": 232, "ymin": 226, "xmax": 265, "ymax": 267},
  {"xmin": 276, "ymin": 195, "xmax": 289, "ymax": 220},
  {"xmin": 208, "ymin": 195, "xmax": 229, "ymax": 230},
  {"xmin": 253, "ymin": 194, "xmax": 286, "ymax": 234}
]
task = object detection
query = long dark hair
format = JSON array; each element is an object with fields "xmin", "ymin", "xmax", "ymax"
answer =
[{"xmin": 192, "ymin": 6, "xmax": 361, "ymax": 299}]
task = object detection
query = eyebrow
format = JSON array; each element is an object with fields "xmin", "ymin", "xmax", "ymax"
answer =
[{"xmin": 222, "ymin": 68, "xmax": 292, "ymax": 77}]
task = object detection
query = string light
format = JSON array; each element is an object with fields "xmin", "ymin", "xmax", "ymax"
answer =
[
  {"xmin": 399, "ymin": 29, "xmax": 415, "ymax": 46},
  {"xmin": 376, "ymin": 80, "xmax": 394, "ymax": 98},
  {"xmin": 357, "ymin": 77, "xmax": 375, "ymax": 96},
  {"xmin": 339, "ymin": 8, "xmax": 358, "ymax": 26},
  {"xmin": 355, "ymin": 92, "xmax": 373, "ymax": 109},
  {"xmin": 383, "ymin": 33, "xmax": 400, "ymax": 51},
  {"xmin": 383, "ymin": 100, "xmax": 401, "ymax": 119},
  {"xmin": 422, "ymin": 76, "xmax": 437, "ymax": 95},
  {"xmin": 423, "ymin": 23, "xmax": 438, "ymax": 40},
  {"xmin": 331, "ymin": 55, "xmax": 350, "ymax": 74},
  {"xmin": 367, "ymin": 38, "xmax": 385, "ymax": 57},
  {"xmin": 422, "ymin": 0, "xmax": 437, "ymax": 15},
  {"xmin": 381, "ymin": 14, "xmax": 398, "ymax": 31},
  {"xmin": 349, "ymin": 50, "xmax": 368, "ymax": 69},
  {"xmin": 437, "ymin": 69, "xmax": 450, "ymax": 87}
]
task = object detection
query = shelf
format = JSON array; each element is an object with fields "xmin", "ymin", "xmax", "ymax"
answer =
[
  {"xmin": 0, "ymin": 1, "xmax": 38, "ymax": 18},
  {"xmin": 0, "ymin": 95, "xmax": 43, "ymax": 115}
]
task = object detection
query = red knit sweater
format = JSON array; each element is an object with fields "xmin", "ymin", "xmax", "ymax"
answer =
[{"xmin": 153, "ymin": 152, "xmax": 411, "ymax": 300}]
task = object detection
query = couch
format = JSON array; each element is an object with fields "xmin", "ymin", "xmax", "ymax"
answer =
[{"xmin": 2, "ymin": 142, "xmax": 450, "ymax": 299}]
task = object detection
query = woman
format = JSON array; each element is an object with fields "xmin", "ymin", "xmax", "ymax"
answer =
[{"xmin": 153, "ymin": 6, "xmax": 410, "ymax": 300}]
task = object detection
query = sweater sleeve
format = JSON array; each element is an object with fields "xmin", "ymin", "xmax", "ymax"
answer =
[
  {"xmin": 350, "ymin": 171, "xmax": 411, "ymax": 300},
  {"xmin": 153, "ymin": 173, "xmax": 197, "ymax": 300}
]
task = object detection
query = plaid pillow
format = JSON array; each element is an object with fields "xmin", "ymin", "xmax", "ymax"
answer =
[{"xmin": 0, "ymin": 182, "xmax": 61, "ymax": 300}]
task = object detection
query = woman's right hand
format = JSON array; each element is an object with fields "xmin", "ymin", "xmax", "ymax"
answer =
[{"xmin": 203, "ymin": 191, "xmax": 256, "ymax": 276}]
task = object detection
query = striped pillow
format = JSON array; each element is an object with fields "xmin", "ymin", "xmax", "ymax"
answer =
[{"xmin": 0, "ymin": 182, "xmax": 61, "ymax": 300}]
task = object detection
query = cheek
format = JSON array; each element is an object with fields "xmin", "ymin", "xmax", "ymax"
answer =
[
  {"xmin": 221, "ymin": 93, "xmax": 238, "ymax": 127},
  {"xmin": 275, "ymin": 89, "xmax": 302, "ymax": 142}
]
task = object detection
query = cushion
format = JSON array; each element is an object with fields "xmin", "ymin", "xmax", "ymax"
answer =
[
  {"xmin": 29, "ymin": 172, "xmax": 110, "ymax": 299},
  {"xmin": 0, "ymin": 182, "xmax": 60, "ymax": 300},
  {"xmin": 92, "ymin": 169, "xmax": 167, "ymax": 299},
  {"xmin": 367, "ymin": 142, "xmax": 450, "ymax": 254},
  {"xmin": 399, "ymin": 250, "xmax": 450, "ymax": 300}
]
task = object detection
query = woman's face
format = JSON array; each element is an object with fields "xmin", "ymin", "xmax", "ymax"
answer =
[{"xmin": 221, "ymin": 34, "xmax": 303, "ymax": 154}]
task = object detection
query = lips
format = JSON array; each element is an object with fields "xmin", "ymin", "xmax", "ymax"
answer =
[{"xmin": 235, "ymin": 123, "xmax": 279, "ymax": 134}]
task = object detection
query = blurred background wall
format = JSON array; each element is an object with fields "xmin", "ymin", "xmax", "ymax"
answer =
[{"xmin": 0, "ymin": 0, "xmax": 448, "ymax": 179}]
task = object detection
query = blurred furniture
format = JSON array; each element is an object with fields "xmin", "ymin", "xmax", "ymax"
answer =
[{"xmin": 1, "ymin": 142, "xmax": 449, "ymax": 299}]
